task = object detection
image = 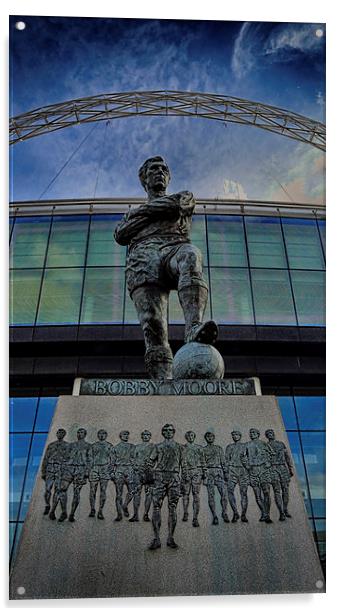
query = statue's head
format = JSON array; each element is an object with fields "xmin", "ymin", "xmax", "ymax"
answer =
[
  {"xmin": 249, "ymin": 428, "xmax": 260, "ymax": 440},
  {"xmin": 265, "ymin": 429, "xmax": 275, "ymax": 440},
  {"xmin": 141, "ymin": 430, "xmax": 152, "ymax": 442},
  {"xmin": 138, "ymin": 156, "xmax": 170, "ymax": 194},
  {"xmin": 97, "ymin": 429, "xmax": 108, "ymax": 441},
  {"xmin": 204, "ymin": 431, "xmax": 215, "ymax": 444},
  {"xmin": 77, "ymin": 427, "xmax": 87, "ymax": 440},
  {"xmin": 161, "ymin": 423, "xmax": 175, "ymax": 440},
  {"xmin": 119, "ymin": 430, "xmax": 130, "ymax": 442},
  {"xmin": 231, "ymin": 430, "xmax": 242, "ymax": 442},
  {"xmin": 56, "ymin": 428, "xmax": 66, "ymax": 440},
  {"xmin": 185, "ymin": 430, "xmax": 196, "ymax": 443}
]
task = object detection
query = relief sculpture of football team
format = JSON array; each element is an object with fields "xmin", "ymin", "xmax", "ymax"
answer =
[{"xmin": 42, "ymin": 424, "xmax": 294, "ymax": 550}]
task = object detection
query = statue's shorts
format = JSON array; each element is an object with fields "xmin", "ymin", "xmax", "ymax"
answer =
[
  {"xmin": 206, "ymin": 468, "xmax": 226, "ymax": 489},
  {"xmin": 227, "ymin": 466, "xmax": 250, "ymax": 489},
  {"xmin": 45, "ymin": 462, "xmax": 62, "ymax": 482},
  {"xmin": 181, "ymin": 469, "xmax": 203, "ymax": 495},
  {"xmin": 269, "ymin": 464, "xmax": 291, "ymax": 484},
  {"xmin": 152, "ymin": 471, "xmax": 181, "ymax": 509},
  {"xmin": 89, "ymin": 463, "xmax": 112, "ymax": 482},
  {"xmin": 249, "ymin": 464, "xmax": 271, "ymax": 488},
  {"xmin": 132, "ymin": 469, "xmax": 150, "ymax": 495},
  {"xmin": 113, "ymin": 466, "xmax": 134, "ymax": 491},
  {"xmin": 126, "ymin": 237, "xmax": 206, "ymax": 295},
  {"xmin": 61, "ymin": 464, "xmax": 87, "ymax": 487}
]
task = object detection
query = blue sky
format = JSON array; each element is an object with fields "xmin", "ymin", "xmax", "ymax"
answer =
[{"xmin": 9, "ymin": 16, "xmax": 326, "ymax": 203}]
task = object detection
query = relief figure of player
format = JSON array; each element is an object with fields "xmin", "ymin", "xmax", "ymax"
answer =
[
  {"xmin": 112, "ymin": 430, "xmax": 135, "ymax": 521},
  {"xmin": 203, "ymin": 431, "xmax": 229, "ymax": 525},
  {"xmin": 225, "ymin": 430, "xmax": 249, "ymax": 523},
  {"xmin": 129, "ymin": 430, "xmax": 154, "ymax": 522},
  {"xmin": 41, "ymin": 428, "xmax": 69, "ymax": 522},
  {"xmin": 88, "ymin": 429, "xmax": 115, "ymax": 520},
  {"xmin": 241, "ymin": 428, "xmax": 273, "ymax": 524},
  {"xmin": 181, "ymin": 430, "xmax": 207, "ymax": 527},
  {"xmin": 265, "ymin": 428, "xmax": 294, "ymax": 520},
  {"xmin": 147, "ymin": 424, "xmax": 183, "ymax": 550}
]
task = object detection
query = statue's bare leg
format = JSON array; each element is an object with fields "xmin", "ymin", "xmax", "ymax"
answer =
[
  {"xmin": 170, "ymin": 244, "xmax": 217, "ymax": 344},
  {"xmin": 192, "ymin": 482, "xmax": 201, "ymax": 527},
  {"xmin": 144, "ymin": 486, "xmax": 152, "ymax": 521},
  {"xmin": 69, "ymin": 485, "xmax": 82, "ymax": 521},
  {"xmin": 43, "ymin": 478, "xmax": 53, "ymax": 514},
  {"xmin": 149, "ymin": 490, "xmax": 164, "ymax": 550},
  {"xmin": 98, "ymin": 479, "xmax": 108, "ymax": 519},
  {"xmin": 217, "ymin": 480, "xmax": 229, "ymax": 522},
  {"xmin": 89, "ymin": 481, "xmax": 98, "ymax": 516},
  {"xmin": 227, "ymin": 481, "xmax": 239, "ymax": 522},
  {"xmin": 131, "ymin": 285, "xmax": 173, "ymax": 379},
  {"xmin": 114, "ymin": 478, "xmax": 124, "ymax": 520},
  {"xmin": 207, "ymin": 482, "xmax": 218, "ymax": 524},
  {"xmin": 282, "ymin": 482, "xmax": 291, "ymax": 517},
  {"xmin": 240, "ymin": 485, "xmax": 249, "ymax": 522}
]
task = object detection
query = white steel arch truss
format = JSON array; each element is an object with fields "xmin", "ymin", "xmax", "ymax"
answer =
[{"xmin": 9, "ymin": 90, "xmax": 325, "ymax": 150}]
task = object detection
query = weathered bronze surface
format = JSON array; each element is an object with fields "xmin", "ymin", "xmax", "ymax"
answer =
[{"xmin": 114, "ymin": 156, "xmax": 220, "ymax": 379}]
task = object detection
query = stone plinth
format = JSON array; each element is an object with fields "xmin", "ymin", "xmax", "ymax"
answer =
[{"xmin": 10, "ymin": 395, "xmax": 324, "ymax": 599}]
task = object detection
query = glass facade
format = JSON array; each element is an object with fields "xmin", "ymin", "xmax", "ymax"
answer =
[
  {"xmin": 9, "ymin": 394, "xmax": 325, "ymax": 570},
  {"xmin": 9, "ymin": 212, "xmax": 325, "ymax": 327}
]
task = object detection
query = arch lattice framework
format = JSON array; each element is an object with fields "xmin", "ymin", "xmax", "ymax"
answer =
[{"xmin": 9, "ymin": 90, "xmax": 325, "ymax": 150}]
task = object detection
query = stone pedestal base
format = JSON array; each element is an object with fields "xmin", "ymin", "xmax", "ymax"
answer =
[{"xmin": 10, "ymin": 394, "xmax": 324, "ymax": 599}]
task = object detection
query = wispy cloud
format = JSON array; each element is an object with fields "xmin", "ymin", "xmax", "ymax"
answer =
[{"xmin": 231, "ymin": 22, "xmax": 325, "ymax": 79}]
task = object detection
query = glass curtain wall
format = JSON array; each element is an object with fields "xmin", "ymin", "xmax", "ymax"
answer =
[{"xmin": 9, "ymin": 212, "xmax": 325, "ymax": 327}]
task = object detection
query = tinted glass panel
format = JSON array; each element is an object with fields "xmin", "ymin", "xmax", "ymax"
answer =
[
  {"xmin": 317, "ymin": 219, "xmax": 326, "ymax": 255},
  {"xmin": 191, "ymin": 215, "xmax": 207, "ymax": 262},
  {"xmin": 207, "ymin": 216, "xmax": 247, "ymax": 266},
  {"xmin": 282, "ymin": 218, "xmax": 325, "ymax": 270},
  {"xmin": 9, "ymin": 398, "xmax": 38, "ymax": 432},
  {"xmin": 10, "ymin": 216, "xmax": 50, "ymax": 268},
  {"xmin": 37, "ymin": 268, "xmax": 83, "ymax": 324},
  {"xmin": 88, "ymin": 215, "xmax": 126, "ymax": 266},
  {"xmin": 251, "ymin": 269, "xmax": 296, "ymax": 325},
  {"xmin": 286, "ymin": 431, "xmax": 311, "ymax": 516},
  {"xmin": 19, "ymin": 433, "xmax": 47, "ymax": 520},
  {"xmin": 295, "ymin": 396, "xmax": 326, "ymax": 430},
  {"xmin": 80, "ymin": 267, "xmax": 125, "ymax": 323},
  {"xmin": 290, "ymin": 270, "xmax": 325, "ymax": 326},
  {"xmin": 10, "ymin": 522, "xmax": 23, "ymax": 563},
  {"xmin": 35, "ymin": 397, "xmax": 58, "ymax": 432},
  {"xmin": 300, "ymin": 432, "xmax": 326, "ymax": 517},
  {"xmin": 9, "ymin": 269, "xmax": 42, "ymax": 325},
  {"xmin": 210, "ymin": 267, "xmax": 254, "ymax": 324},
  {"xmin": 46, "ymin": 215, "xmax": 89, "ymax": 267},
  {"xmin": 245, "ymin": 217, "xmax": 287, "ymax": 268},
  {"xmin": 9, "ymin": 434, "xmax": 31, "ymax": 520},
  {"xmin": 277, "ymin": 396, "xmax": 298, "ymax": 430}
]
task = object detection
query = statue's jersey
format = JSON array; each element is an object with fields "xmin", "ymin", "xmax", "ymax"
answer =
[
  {"xmin": 149, "ymin": 440, "xmax": 183, "ymax": 473},
  {"xmin": 242, "ymin": 440, "xmax": 271, "ymax": 467},
  {"xmin": 113, "ymin": 442, "xmax": 135, "ymax": 466},
  {"xmin": 134, "ymin": 442, "xmax": 154, "ymax": 468},
  {"xmin": 89, "ymin": 441, "xmax": 114, "ymax": 466},
  {"xmin": 203, "ymin": 444, "xmax": 227, "ymax": 471},
  {"xmin": 114, "ymin": 193, "xmax": 195, "ymax": 249},
  {"xmin": 182, "ymin": 443, "xmax": 206, "ymax": 470},
  {"xmin": 43, "ymin": 440, "xmax": 69, "ymax": 464},
  {"xmin": 267, "ymin": 440, "xmax": 293, "ymax": 470},
  {"xmin": 68, "ymin": 440, "xmax": 91, "ymax": 466},
  {"xmin": 225, "ymin": 442, "xmax": 246, "ymax": 467}
]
